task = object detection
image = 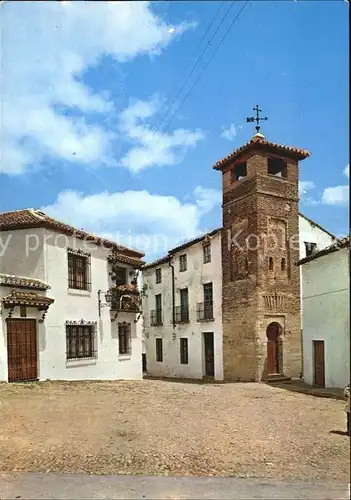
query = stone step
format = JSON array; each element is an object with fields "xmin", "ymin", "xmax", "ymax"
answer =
[{"xmin": 266, "ymin": 375, "xmax": 292, "ymax": 384}]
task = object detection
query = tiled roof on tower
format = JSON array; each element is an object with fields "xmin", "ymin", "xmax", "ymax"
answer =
[{"xmin": 213, "ymin": 133, "xmax": 310, "ymax": 171}]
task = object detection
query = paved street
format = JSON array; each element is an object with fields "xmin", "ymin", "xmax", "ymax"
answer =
[{"xmin": 0, "ymin": 473, "xmax": 349, "ymax": 500}]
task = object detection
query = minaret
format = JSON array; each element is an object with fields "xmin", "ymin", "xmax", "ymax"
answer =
[{"xmin": 214, "ymin": 111, "xmax": 310, "ymax": 381}]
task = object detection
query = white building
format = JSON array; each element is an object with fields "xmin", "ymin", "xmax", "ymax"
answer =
[
  {"xmin": 0, "ymin": 209, "xmax": 144, "ymax": 382},
  {"xmin": 142, "ymin": 215, "xmax": 336, "ymax": 381},
  {"xmin": 298, "ymin": 237, "xmax": 350, "ymax": 388},
  {"xmin": 142, "ymin": 229, "xmax": 222, "ymax": 379}
]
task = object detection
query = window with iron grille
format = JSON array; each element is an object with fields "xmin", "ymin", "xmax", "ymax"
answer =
[
  {"xmin": 203, "ymin": 282, "xmax": 213, "ymax": 304},
  {"xmin": 179, "ymin": 254, "xmax": 187, "ymax": 272},
  {"xmin": 154, "ymin": 293, "xmax": 163, "ymax": 324},
  {"xmin": 68, "ymin": 251, "xmax": 90, "ymax": 290},
  {"xmin": 203, "ymin": 282, "xmax": 213, "ymax": 319},
  {"xmin": 304, "ymin": 242, "xmax": 317, "ymax": 257},
  {"xmin": 203, "ymin": 243, "xmax": 211, "ymax": 264},
  {"xmin": 150, "ymin": 309, "xmax": 163, "ymax": 326},
  {"xmin": 118, "ymin": 322, "xmax": 131, "ymax": 355},
  {"xmin": 156, "ymin": 338, "xmax": 163, "ymax": 362},
  {"xmin": 177, "ymin": 288, "xmax": 189, "ymax": 322},
  {"xmin": 180, "ymin": 338, "xmax": 188, "ymax": 365},
  {"xmin": 114, "ymin": 266, "xmax": 127, "ymax": 285},
  {"xmin": 155, "ymin": 268, "xmax": 162, "ymax": 284},
  {"xmin": 66, "ymin": 324, "xmax": 95, "ymax": 360}
]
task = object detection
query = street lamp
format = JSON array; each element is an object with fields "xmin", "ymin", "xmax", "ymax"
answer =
[{"xmin": 98, "ymin": 290, "xmax": 112, "ymax": 316}]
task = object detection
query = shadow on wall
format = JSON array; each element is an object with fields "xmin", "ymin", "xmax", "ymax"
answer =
[
  {"xmin": 38, "ymin": 322, "xmax": 47, "ymax": 352},
  {"xmin": 261, "ymin": 357, "xmax": 268, "ymax": 381},
  {"xmin": 98, "ymin": 318, "xmax": 104, "ymax": 342}
]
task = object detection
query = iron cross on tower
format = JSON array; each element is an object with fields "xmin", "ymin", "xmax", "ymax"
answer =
[{"xmin": 246, "ymin": 105, "xmax": 268, "ymax": 134}]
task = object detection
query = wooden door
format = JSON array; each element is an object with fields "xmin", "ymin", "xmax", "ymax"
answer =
[
  {"xmin": 267, "ymin": 340, "xmax": 277, "ymax": 375},
  {"xmin": 142, "ymin": 353, "xmax": 147, "ymax": 373},
  {"xmin": 203, "ymin": 332, "xmax": 214, "ymax": 377},
  {"xmin": 266, "ymin": 322, "xmax": 281, "ymax": 375},
  {"xmin": 7, "ymin": 319, "xmax": 37, "ymax": 382},
  {"xmin": 313, "ymin": 340, "xmax": 325, "ymax": 387}
]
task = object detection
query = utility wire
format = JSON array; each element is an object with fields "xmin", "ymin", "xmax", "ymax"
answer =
[
  {"xmin": 116, "ymin": 1, "xmax": 237, "ymax": 194},
  {"xmin": 151, "ymin": 1, "xmax": 236, "ymax": 138},
  {"xmin": 150, "ymin": 2, "xmax": 226, "ymax": 137},
  {"xmin": 175, "ymin": 2, "xmax": 226, "ymax": 85},
  {"xmin": 116, "ymin": 0, "xmax": 248, "ymax": 196},
  {"xmin": 157, "ymin": 0, "xmax": 249, "ymax": 143},
  {"xmin": 150, "ymin": 2, "xmax": 226, "ymax": 136}
]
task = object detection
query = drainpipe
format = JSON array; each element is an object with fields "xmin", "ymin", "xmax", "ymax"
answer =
[{"xmin": 168, "ymin": 257, "xmax": 176, "ymax": 328}]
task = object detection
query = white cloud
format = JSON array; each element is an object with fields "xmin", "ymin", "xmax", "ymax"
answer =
[
  {"xmin": 118, "ymin": 99, "xmax": 204, "ymax": 173},
  {"xmin": 221, "ymin": 124, "xmax": 237, "ymax": 141},
  {"xmin": 300, "ymin": 170, "xmax": 350, "ymax": 207},
  {"xmin": 299, "ymin": 180, "xmax": 319, "ymax": 205},
  {"xmin": 299, "ymin": 180, "xmax": 316, "ymax": 197},
  {"xmin": 321, "ymin": 164, "xmax": 349, "ymax": 207},
  {"xmin": 193, "ymin": 186, "xmax": 221, "ymax": 213},
  {"xmin": 41, "ymin": 185, "xmax": 220, "ymax": 258},
  {"xmin": 321, "ymin": 186, "xmax": 349, "ymax": 206},
  {"xmin": 1, "ymin": 1, "xmax": 197, "ymax": 175}
]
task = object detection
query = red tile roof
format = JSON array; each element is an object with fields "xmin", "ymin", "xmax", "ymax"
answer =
[
  {"xmin": 108, "ymin": 252, "xmax": 145, "ymax": 268},
  {"xmin": 0, "ymin": 209, "xmax": 144, "ymax": 259},
  {"xmin": 2, "ymin": 290, "xmax": 54, "ymax": 307},
  {"xmin": 213, "ymin": 134, "xmax": 310, "ymax": 171},
  {"xmin": 0, "ymin": 273, "xmax": 50, "ymax": 290}
]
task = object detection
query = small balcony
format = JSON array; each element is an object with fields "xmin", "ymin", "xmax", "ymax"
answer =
[
  {"xmin": 197, "ymin": 302, "xmax": 214, "ymax": 321},
  {"xmin": 111, "ymin": 284, "xmax": 141, "ymax": 313},
  {"xmin": 174, "ymin": 306, "xmax": 189, "ymax": 324},
  {"xmin": 150, "ymin": 309, "xmax": 163, "ymax": 326}
]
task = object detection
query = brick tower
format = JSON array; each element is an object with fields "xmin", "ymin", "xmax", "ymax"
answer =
[{"xmin": 214, "ymin": 132, "xmax": 310, "ymax": 381}]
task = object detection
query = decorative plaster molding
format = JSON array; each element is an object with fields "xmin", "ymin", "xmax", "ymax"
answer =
[
  {"xmin": 65, "ymin": 319, "xmax": 97, "ymax": 326},
  {"xmin": 263, "ymin": 293, "xmax": 285, "ymax": 310},
  {"xmin": 67, "ymin": 247, "xmax": 91, "ymax": 258}
]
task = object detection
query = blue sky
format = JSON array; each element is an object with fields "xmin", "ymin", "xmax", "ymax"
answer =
[{"xmin": 0, "ymin": 1, "xmax": 349, "ymax": 258}]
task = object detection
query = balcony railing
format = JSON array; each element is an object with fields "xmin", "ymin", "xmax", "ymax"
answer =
[
  {"xmin": 110, "ymin": 284, "xmax": 140, "ymax": 313},
  {"xmin": 197, "ymin": 302, "xmax": 214, "ymax": 321},
  {"xmin": 150, "ymin": 309, "xmax": 163, "ymax": 326},
  {"xmin": 174, "ymin": 305, "xmax": 189, "ymax": 323}
]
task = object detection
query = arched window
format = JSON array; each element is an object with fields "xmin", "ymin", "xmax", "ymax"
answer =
[
  {"xmin": 269, "ymin": 257, "xmax": 274, "ymax": 271},
  {"xmin": 281, "ymin": 258, "xmax": 286, "ymax": 271}
]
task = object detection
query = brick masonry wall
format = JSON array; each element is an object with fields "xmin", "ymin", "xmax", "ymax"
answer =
[{"xmin": 220, "ymin": 145, "xmax": 303, "ymax": 381}]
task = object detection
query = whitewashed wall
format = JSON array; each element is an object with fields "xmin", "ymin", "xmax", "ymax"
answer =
[
  {"xmin": 0, "ymin": 228, "xmax": 142, "ymax": 381},
  {"xmin": 298, "ymin": 215, "xmax": 335, "ymax": 328},
  {"xmin": 0, "ymin": 228, "xmax": 46, "ymax": 279},
  {"xmin": 298, "ymin": 215, "xmax": 335, "ymax": 259},
  {"xmin": 302, "ymin": 248, "xmax": 349, "ymax": 388},
  {"xmin": 143, "ymin": 232, "xmax": 223, "ymax": 380}
]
